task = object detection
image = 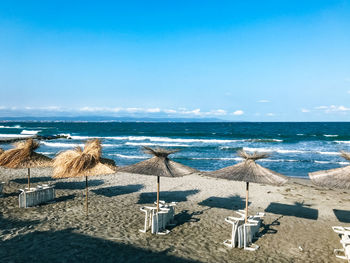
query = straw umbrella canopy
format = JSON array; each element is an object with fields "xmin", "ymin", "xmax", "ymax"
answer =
[
  {"xmin": 121, "ymin": 146, "xmax": 198, "ymax": 211},
  {"xmin": 309, "ymin": 151, "xmax": 350, "ymax": 189},
  {"xmin": 207, "ymin": 150, "xmax": 288, "ymax": 223},
  {"xmin": 0, "ymin": 139, "xmax": 52, "ymax": 189},
  {"xmin": 52, "ymin": 139, "xmax": 117, "ymax": 215}
]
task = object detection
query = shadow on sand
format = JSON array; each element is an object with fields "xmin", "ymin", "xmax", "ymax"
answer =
[
  {"xmin": 11, "ymin": 176, "xmax": 54, "ymax": 185},
  {"xmin": 54, "ymin": 180, "xmax": 104, "ymax": 190},
  {"xmin": 137, "ymin": 190, "xmax": 199, "ymax": 204},
  {"xmin": 198, "ymin": 195, "xmax": 250, "ymax": 210},
  {"xmin": 0, "ymin": 228, "xmax": 200, "ymax": 263},
  {"xmin": 333, "ymin": 209, "xmax": 350, "ymax": 223},
  {"xmin": 0, "ymin": 213, "xmax": 40, "ymax": 232},
  {"xmin": 265, "ymin": 202, "xmax": 318, "ymax": 220},
  {"xmin": 91, "ymin": 184, "xmax": 144, "ymax": 197}
]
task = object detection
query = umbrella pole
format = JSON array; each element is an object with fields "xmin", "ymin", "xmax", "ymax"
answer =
[
  {"xmin": 245, "ymin": 182, "xmax": 249, "ymax": 223},
  {"xmin": 85, "ymin": 176, "xmax": 89, "ymax": 216},
  {"xmin": 157, "ymin": 176, "xmax": 160, "ymax": 212},
  {"xmin": 27, "ymin": 168, "xmax": 31, "ymax": 190}
]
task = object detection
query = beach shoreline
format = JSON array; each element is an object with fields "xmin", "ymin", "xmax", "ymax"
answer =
[{"xmin": 0, "ymin": 167, "xmax": 348, "ymax": 262}]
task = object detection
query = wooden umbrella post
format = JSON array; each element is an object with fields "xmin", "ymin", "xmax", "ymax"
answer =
[
  {"xmin": 27, "ymin": 168, "xmax": 31, "ymax": 190},
  {"xmin": 245, "ymin": 182, "xmax": 249, "ymax": 223},
  {"xmin": 157, "ymin": 176, "xmax": 160, "ymax": 212},
  {"xmin": 85, "ymin": 176, "xmax": 89, "ymax": 216}
]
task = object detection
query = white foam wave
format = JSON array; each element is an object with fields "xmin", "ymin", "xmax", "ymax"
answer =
[
  {"xmin": 0, "ymin": 125, "xmax": 21, "ymax": 129},
  {"xmin": 21, "ymin": 130, "xmax": 40, "ymax": 135},
  {"xmin": 323, "ymin": 134, "xmax": 338, "ymax": 137},
  {"xmin": 37, "ymin": 152, "xmax": 55, "ymax": 155},
  {"xmin": 109, "ymin": 154, "xmax": 147, "ymax": 159},
  {"xmin": 259, "ymin": 159, "xmax": 299, "ymax": 163},
  {"xmin": 318, "ymin": 151, "xmax": 340, "ymax": 155},
  {"xmin": 335, "ymin": 141, "xmax": 350, "ymax": 144},
  {"xmin": 0, "ymin": 134, "xmax": 34, "ymax": 139},
  {"xmin": 125, "ymin": 142, "xmax": 189, "ymax": 147},
  {"xmin": 191, "ymin": 157, "xmax": 242, "ymax": 161},
  {"xmin": 315, "ymin": 160, "xmax": 349, "ymax": 165},
  {"xmin": 243, "ymin": 147, "xmax": 305, "ymax": 154},
  {"xmin": 70, "ymin": 135, "xmax": 239, "ymax": 144},
  {"xmin": 42, "ymin": 142, "xmax": 115, "ymax": 148},
  {"xmin": 296, "ymin": 134, "xmax": 304, "ymax": 136}
]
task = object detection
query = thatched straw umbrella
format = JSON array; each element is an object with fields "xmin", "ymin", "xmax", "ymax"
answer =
[
  {"xmin": 0, "ymin": 139, "xmax": 52, "ymax": 190},
  {"xmin": 121, "ymin": 146, "xmax": 197, "ymax": 211},
  {"xmin": 207, "ymin": 150, "xmax": 288, "ymax": 223},
  {"xmin": 52, "ymin": 139, "xmax": 117, "ymax": 215},
  {"xmin": 309, "ymin": 151, "xmax": 350, "ymax": 189}
]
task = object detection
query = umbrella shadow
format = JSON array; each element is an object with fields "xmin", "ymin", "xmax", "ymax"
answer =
[
  {"xmin": 198, "ymin": 195, "xmax": 251, "ymax": 210},
  {"xmin": 333, "ymin": 209, "xmax": 350, "ymax": 223},
  {"xmin": 11, "ymin": 176, "xmax": 54, "ymax": 184},
  {"xmin": 257, "ymin": 215, "xmax": 283, "ymax": 237},
  {"xmin": 169, "ymin": 209, "xmax": 203, "ymax": 229},
  {"xmin": 91, "ymin": 184, "xmax": 144, "ymax": 197},
  {"xmin": 54, "ymin": 180, "xmax": 104, "ymax": 190},
  {"xmin": 53, "ymin": 194, "xmax": 76, "ymax": 203},
  {"xmin": 137, "ymin": 190, "xmax": 200, "ymax": 204},
  {"xmin": 0, "ymin": 213, "xmax": 40, "ymax": 232},
  {"xmin": 265, "ymin": 201, "xmax": 319, "ymax": 220},
  {"xmin": 0, "ymin": 228, "xmax": 201, "ymax": 263}
]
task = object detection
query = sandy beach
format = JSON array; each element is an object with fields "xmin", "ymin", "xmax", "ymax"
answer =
[{"xmin": 0, "ymin": 167, "xmax": 349, "ymax": 262}]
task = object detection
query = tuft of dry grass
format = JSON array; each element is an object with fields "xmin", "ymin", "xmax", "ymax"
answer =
[
  {"xmin": 53, "ymin": 139, "xmax": 116, "ymax": 178},
  {"xmin": 0, "ymin": 139, "xmax": 51, "ymax": 168}
]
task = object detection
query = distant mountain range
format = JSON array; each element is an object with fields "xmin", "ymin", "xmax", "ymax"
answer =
[{"xmin": 0, "ymin": 116, "xmax": 230, "ymax": 122}]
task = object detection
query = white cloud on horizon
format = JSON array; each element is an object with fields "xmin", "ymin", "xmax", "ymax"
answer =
[
  {"xmin": 232, "ymin": 110, "xmax": 244, "ymax": 116},
  {"xmin": 258, "ymin": 100, "xmax": 270, "ymax": 103},
  {"xmin": 315, "ymin": 105, "xmax": 350, "ymax": 113},
  {"xmin": 0, "ymin": 106, "xmax": 230, "ymax": 118},
  {"xmin": 301, "ymin": 108, "xmax": 310, "ymax": 113}
]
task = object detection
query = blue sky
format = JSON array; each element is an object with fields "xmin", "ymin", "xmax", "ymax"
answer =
[{"xmin": 0, "ymin": 1, "xmax": 349, "ymax": 121}]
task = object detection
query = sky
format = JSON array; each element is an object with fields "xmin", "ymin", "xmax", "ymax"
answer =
[{"xmin": 0, "ymin": 0, "xmax": 349, "ymax": 121}]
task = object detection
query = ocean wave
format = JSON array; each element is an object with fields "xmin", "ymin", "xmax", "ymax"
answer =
[
  {"xmin": 42, "ymin": 142, "xmax": 115, "ymax": 148},
  {"xmin": 315, "ymin": 160, "xmax": 349, "ymax": 165},
  {"xmin": 0, "ymin": 125, "xmax": 21, "ymax": 129},
  {"xmin": 125, "ymin": 142, "xmax": 189, "ymax": 147},
  {"xmin": 37, "ymin": 152, "xmax": 55, "ymax": 155},
  {"xmin": 109, "ymin": 154, "xmax": 147, "ymax": 159},
  {"xmin": 243, "ymin": 147, "xmax": 306, "ymax": 154},
  {"xmin": 21, "ymin": 130, "xmax": 40, "ymax": 135},
  {"xmin": 0, "ymin": 134, "xmax": 34, "ymax": 139},
  {"xmin": 259, "ymin": 159, "xmax": 299, "ymax": 163},
  {"xmin": 323, "ymin": 134, "xmax": 338, "ymax": 137},
  {"xmin": 318, "ymin": 151, "xmax": 340, "ymax": 155},
  {"xmin": 335, "ymin": 141, "xmax": 350, "ymax": 144},
  {"xmin": 69, "ymin": 135, "xmax": 284, "ymax": 144},
  {"xmin": 245, "ymin": 139, "xmax": 283, "ymax": 143},
  {"xmin": 296, "ymin": 134, "xmax": 304, "ymax": 136},
  {"xmin": 191, "ymin": 157, "xmax": 242, "ymax": 161},
  {"xmin": 70, "ymin": 135, "xmax": 240, "ymax": 143}
]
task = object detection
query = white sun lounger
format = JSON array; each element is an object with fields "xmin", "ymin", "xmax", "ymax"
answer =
[
  {"xmin": 223, "ymin": 215, "xmax": 245, "ymax": 248},
  {"xmin": 333, "ymin": 226, "xmax": 350, "ymax": 237},
  {"xmin": 334, "ymin": 238, "xmax": 350, "ymax": 262},
  {"xmin": 18, "ymin": 184, "xmax": 55, "ymax": 208},
  {"xmin": 139, "ymin": 201, "xmax": 177, "ymax": 235},
  {"xmin": 224, "ymin": 210, "xmax": 263, "ymax": 250}
]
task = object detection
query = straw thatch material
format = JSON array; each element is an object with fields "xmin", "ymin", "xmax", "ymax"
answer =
[
  {"xmin": 53, "ymin": 139, "xmax": 116, "ymax": 178},
  {"xmin": 0, "ymin": 148, "xmax": 4, "ymax": 155},
  {"xmin": 208, "ymin": 150, "xmax": 287, "ymax": 185},
  {"xmin": 120, "ymin": 146, "xmax": 197, "ymax": 177},
  {"xmin": 309, "ymin": 151, "xmax": 350, "ymax": 189},
  {"xmin": 0, "ymin": 139, "xmax": 52, "ymax": 169}
]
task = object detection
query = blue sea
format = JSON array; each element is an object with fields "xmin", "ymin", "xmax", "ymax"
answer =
[{"xmin": 1, "ymin": 122, "xmax": 350, "ymax": 179}]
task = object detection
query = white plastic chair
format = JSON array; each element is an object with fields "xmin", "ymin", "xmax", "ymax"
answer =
[{"xmin": 223, "ymin": 215, "xmax": 245, "ymax": 248}]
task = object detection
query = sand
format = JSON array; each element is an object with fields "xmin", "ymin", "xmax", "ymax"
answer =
[{"xmin": 0, "ymin": 167, "xmax": 349, "ymax": 262}]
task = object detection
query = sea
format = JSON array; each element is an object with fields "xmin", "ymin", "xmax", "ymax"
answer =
[{"xmin": 1, "ymin": 122, "xmax": 350, "ymax": 179}]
